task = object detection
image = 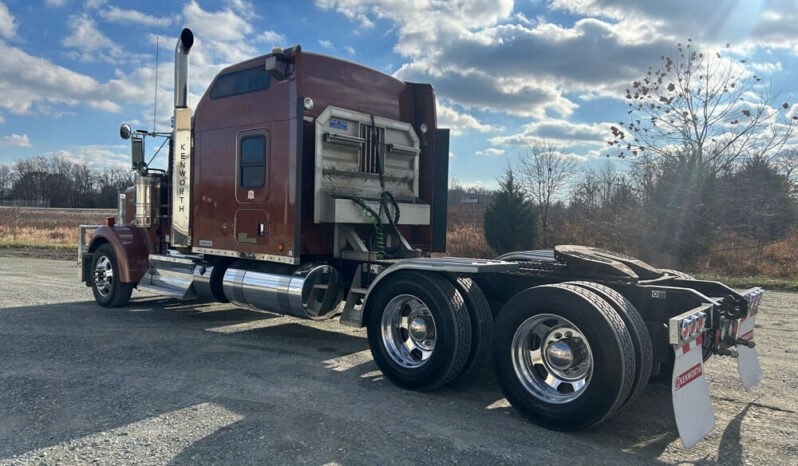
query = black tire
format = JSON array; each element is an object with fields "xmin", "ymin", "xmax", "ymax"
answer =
[
  {"xmin": 366, "ymin": 271, "xmax": 472, "ymax": 391},
  {"xmin": 90, "ymin": 243, "xmax": 133, "ymax": 307},
  {"xmin": 449, "ymin": 276, "xmax": 493, "ymax": 384},
  {"xmin": 493, "ymin": 283, "xmax": 635, "ymax": 431},
  {"xmin": 659, "ymin": 268, "xmax": 696, "ymax": 280},
  {"xmin": 568, "ymin": 281, "xmax": 652, "ymax": 409}
]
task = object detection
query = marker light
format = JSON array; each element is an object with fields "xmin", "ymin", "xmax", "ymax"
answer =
[{"xmin": 303, "ymin": 97, "xmax": 314, "ymax": 111}]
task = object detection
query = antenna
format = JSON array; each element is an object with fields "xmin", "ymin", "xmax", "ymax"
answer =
[{"xmin": 152, "ymin": 36, "xmax": 159, "ymax": 133}]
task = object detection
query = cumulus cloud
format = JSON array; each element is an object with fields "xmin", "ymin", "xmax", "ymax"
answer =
[
  {"xmin": 98, "ymin": 6, "xmax": 173, "ymax": 28},
  {"xmin": 318, "ymin": 0, "xmax": 798, "ymax": 124},
  {"xmin": 0, "ymin": 134, "xmax": 32, "ymax": 148},
  {"xmin": 475, "ymin": 148, "xmax": 505, "ymax": 156},
  {"xmin": 254, "ymin": 30, "xmax": 286, "ymax": 45},
  {"xmin": 183, "ymin": 0, "xmax": 252, "ymax": 42},
  {"xmin": 490, "ymin": 120, "xmax": 613, "ymax": 147},
  {"xmin": 0, "ymin": 1, "xmax": 17, "ymax": 38},
  {"xmin": 48, "ymin": 145, "xmax": 129, "ymax": 169},
  {"xmin": 0, "ymin": 40, "xmax": 147, "ymax": 115},
  {"xmin": 437, "ymin": 101, "xmax": 496, "ymax": 135},
  {"xmin": 62, "ymin": 13, "xmax": 132, "ymax": 63},
  {"xmin": 44, "ymin": 0, "xmax": 68, "ymax": 7},
  {"xmin": 318, "ymin": 39, "xmax": 335, "ymax": 50}
]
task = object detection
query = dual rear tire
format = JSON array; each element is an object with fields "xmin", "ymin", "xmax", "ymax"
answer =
[{"xmin": 368, "ymin": 273, "xmax": 652, "ymax": 431}]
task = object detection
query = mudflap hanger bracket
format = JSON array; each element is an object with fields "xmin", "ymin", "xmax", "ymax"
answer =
[{"xmin": 669, "ymin": 287, "xmax": 765, "ymax": 448}]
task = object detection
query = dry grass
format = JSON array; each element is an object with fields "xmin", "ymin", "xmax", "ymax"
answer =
[
  {"xmin": 444, "ymin": 205, "xmax": 494, "ymax": 258},
  {"xmin": 445, "ymin": 211, "xmax": 798, "ymax": 286},
  {"xmin": 0, "ymin": 207, "xmax": 114, "ymax": 246}
]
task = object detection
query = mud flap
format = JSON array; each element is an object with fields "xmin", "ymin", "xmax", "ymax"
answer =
[
  {"xmin": 672, "ymin": 336, "xmax": 714, "ymax": 448},
  {"xmin": 737, "ymin": 288, "xmax": 764, "ymax": 389}
]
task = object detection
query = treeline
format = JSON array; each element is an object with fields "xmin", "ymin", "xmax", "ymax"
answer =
[
  {"xmin": 0, "ymin": 157, "xmax": 132, "ymax": 208},
  {"xmin": 482, "ymin": 149, "xmax": 798, "ymax": 271}
]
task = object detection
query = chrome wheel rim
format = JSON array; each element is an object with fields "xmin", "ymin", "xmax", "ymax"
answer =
[
  {"xmin": 511, "ymin": 313, "xmax": 593, "ymax": 404},
  {"xmin": 94, "ymin": 255, "xmax": 114, "ymax": 298},
  {"xmin": 381, "ymin": 294, "xmax": 437, "ymax": 368}
]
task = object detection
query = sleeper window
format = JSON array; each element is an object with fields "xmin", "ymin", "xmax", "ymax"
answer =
[{"xmin": 240, "ymin": 136, "xmax": 266, "ymax": 189}]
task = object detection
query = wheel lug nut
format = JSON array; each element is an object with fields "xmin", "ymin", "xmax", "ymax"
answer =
[
  {"xmin": 554, "ymin": 333, "xmax": 562, "ymax": 339},
  {"xmin": 565, "ymin": 331, "xmax": 572, "ymax": 338}
]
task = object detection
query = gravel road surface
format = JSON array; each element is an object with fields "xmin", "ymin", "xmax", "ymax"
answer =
[{"xmin": 0, "ymin": 257, "xmax": 796, "ymax": 465}]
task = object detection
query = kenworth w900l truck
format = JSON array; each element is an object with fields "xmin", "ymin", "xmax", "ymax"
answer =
[{"xmin": 78, "ymin": 28, "xmax": 764, "ymax": 448}]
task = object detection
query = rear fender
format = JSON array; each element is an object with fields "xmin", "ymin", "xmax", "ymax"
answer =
[{"xmin": 88, "ymin": 225, "xmax": 152, "ymax": 283}]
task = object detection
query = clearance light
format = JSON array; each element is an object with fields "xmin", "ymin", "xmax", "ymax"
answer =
[
  {"xmin": 303, "ymin": 97, "xmax": 314, "ymax": 111},
  {"xmin": 105, "ymin": 217, "xmax": 115, "ymax": 227},
  {"xmin": 668, "ymin": 305, "xmax": 711, "ymax": 345}
]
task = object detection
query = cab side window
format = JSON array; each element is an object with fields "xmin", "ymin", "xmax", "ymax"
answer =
[{"xmin": 240, "ymin": 136, "xmax": 266, "ymax": 189}]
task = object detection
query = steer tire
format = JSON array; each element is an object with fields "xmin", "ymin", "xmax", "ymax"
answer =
[
  {"xmin": 568, "ymin": 281, "xmax": 653, "ymax": 410},
  {"xmin": 493, "ymin": 283, "xmax": 635, "ymax": 431},
  {"xmin": 449, "ymin": 276, "xmax": 493, "ymax": 384},
  {"xmin": 367, "ymin": 271, "xmax": 472, "ymax": 391},
  {"xmin": 90, "ymin": 243, "xmax": 133, "ymax": 308}
]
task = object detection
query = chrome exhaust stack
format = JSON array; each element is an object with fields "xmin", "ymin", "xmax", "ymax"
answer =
[
  {"xmin": 223, "ymin": 264, "xmax": 344, "ymax": 320},
  {"xmin": 174, "ymin": 28, "xmax": 194, "ymax": 109},
  {"xmin": 171, "ymin": 28, "xmax": 194, "ymax": 247}
]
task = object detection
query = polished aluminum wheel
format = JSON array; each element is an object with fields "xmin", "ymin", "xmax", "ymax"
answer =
[
  {"xmin": 511, "ymin": 313, "xmax": 593, "ymax": 403},
  {"xmin": 94, "ymin": 255, "xmax": 114, "ymax": 298},
  {"xmin": 380, "ymin": 294, "xmax": 437, "ymax": 368}
]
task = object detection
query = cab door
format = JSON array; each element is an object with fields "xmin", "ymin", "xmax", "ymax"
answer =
[{"xmin": 234, "ymin": 128, "xmax": 270, "ymax": 248}]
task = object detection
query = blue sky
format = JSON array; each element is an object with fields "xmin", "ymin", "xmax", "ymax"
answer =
[{"xmin": 0, "ymin": 0, "xmax": 797, "ymax": 188}]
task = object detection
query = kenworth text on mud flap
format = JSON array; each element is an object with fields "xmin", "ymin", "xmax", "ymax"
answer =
[{"xmin": 77, "ymin": 28, "xmax": 765, "ymax": 448}]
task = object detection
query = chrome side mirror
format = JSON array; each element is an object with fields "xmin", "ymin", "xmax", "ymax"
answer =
[{"xmin": 120, "ymin": 123, "xmax": 132, "ymax": 140}]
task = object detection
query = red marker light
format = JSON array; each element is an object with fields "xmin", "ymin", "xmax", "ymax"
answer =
[{"xmin": 106, "ymin": 217, "xmax": 115, "ymax": 227}]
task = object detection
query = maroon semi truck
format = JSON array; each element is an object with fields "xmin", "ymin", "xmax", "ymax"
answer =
[{"xmin": 79, "ymin": 28, "xmax": 765, "ymax": 448}]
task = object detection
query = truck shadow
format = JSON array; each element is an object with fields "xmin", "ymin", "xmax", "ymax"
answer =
[{"xmin": 0, "ymin": 297, "xmax": 719, "ymax": 464}]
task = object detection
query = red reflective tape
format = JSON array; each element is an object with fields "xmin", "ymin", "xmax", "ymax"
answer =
[
  {"xmin": 739, "ymin": 330, "xmax": 753, "ymax": 341},
  {"xmin": 682, "ymin": 343, "xmax": 690, "ymax": 354},
  {"xmin": 674, "ymin": 362, "xmax": 703, "ymax": 391},
  {"xmin": 696, "ymin": 335, "xmax": 703, "ymax": 346}
]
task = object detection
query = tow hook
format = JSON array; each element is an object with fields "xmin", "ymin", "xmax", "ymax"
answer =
[{"xmin": 736, "ymin": 338, "xmax": 755, "ymax": 348}]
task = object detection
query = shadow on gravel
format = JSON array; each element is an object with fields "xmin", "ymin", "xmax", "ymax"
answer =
[{"xmin": 0, "ymin": 296, "xmax": 703, "ymax": 464}]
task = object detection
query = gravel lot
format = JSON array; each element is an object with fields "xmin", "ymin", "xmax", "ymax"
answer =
[{"xmin": 0, "ymin": 256, "xmax": 796, "ymax": 465}]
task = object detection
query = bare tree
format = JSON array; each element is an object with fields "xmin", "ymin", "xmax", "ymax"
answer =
[
  {"xmin": 0, "ymin": 165, "xmax": 11, "ymax": 200},
  {"xmin": 611, "ymin": 40, "xmax": 795, "ymax": 172},
  {"xmin": 519, "ymin": 142, "xmax": 577, "ymax": 246}
]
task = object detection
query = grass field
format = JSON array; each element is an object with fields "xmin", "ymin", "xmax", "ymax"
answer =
[
  {"xmin": 0, "ymin": 207, "xmax": 114, "ymax": 247},
  {"xmin": 3, "ymin": 206, "xmax": 796, "ymax": 291}
]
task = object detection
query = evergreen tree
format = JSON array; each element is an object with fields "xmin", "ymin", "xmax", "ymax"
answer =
[{"xmin": 484, "ymin": 168, "xmax": 538, "ymax": 254}]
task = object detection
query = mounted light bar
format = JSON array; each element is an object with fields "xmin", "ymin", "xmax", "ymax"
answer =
[{"xmin": 669, "ymin": 305, "xmax": 711, "ymax": 346}]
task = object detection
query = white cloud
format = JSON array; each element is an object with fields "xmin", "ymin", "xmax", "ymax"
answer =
[
  {"xmin": 48, "ymin": 145, "xmax": 129, "ymax": 169},
  {"xmin": 318, "ymin": 39, "xmax": 335, "ymax": 50},
  {"xmin": 0, "ymin": 114, "xmax": 5, "ymax": 123},
  {"xmin": 344, "ymin": 45, "xmax": 355, "ymax": 56},
  {"xmin": 254, "ymin": 30, "xmax": 286, "ymax": 45},
  {"xmin": 475, "ymin": 148, "xmax": 505, "ymax": 156},
  {"xmin": 750, "ymin": 61, "xmax": 782, "ymax": 74},
  {"xmin": 98, "ymin": 6, "xmax": 172, "ymax": 28},
  {"xmin": 183, "ymin": 0, "xmax": 252, "ymax": 42},
  {"xmin": 84, "ymin": 0, "xmax": 106, "ymax": 7},
  {"xmin": 490, "ymin": 119, "xmax": 614, "ymax": 148},
  {"xmin": 0, "ymin": 134, "xmax": 32, "ymax": 148},
  {"xmin": 0, "ymin": 1, "xmax": 17, "ymax": 38},
  {"xmin": 62, "ymin": 14, "xmax": 130, "ymax": 63},
  {"xmin": 437, "ymin": 101, "xmax": 496, "ymax": 135},
  {"xmin": 0, "ymin": 41, "xmax": 147, "ymax": 115},
  {"xmin": 44, "ymin": 0, "xmax": 68, "ymax": 7}
]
